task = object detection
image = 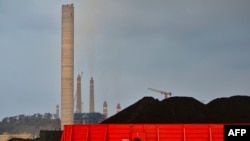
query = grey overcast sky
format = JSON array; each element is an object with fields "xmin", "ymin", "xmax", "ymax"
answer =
[{"xmin": 0, "ymin": 0, "xmax": 250, "ymax": 120}]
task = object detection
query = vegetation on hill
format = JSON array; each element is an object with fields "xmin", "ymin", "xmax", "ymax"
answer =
[{"xmin": 0, "ymin": 113, "xmax": 60, "ymax": 136}]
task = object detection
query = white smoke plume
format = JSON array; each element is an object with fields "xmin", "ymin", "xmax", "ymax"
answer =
[{"xmin": 75, "ymin": 0, "xmax": 104, "ymax": 75}]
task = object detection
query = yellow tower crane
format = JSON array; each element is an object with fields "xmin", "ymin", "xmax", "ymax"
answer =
[{"xmin": 148, "ymin": 88, "xmax": 172, "ymax": 99}]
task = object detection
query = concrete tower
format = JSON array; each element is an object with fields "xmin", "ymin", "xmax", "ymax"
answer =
[
  {"xmin": 55, "ymin": 105, "xmax": 59, "ymax": 119},
  {"xmin": 61, "ymin": 4, "xmax": 74, "ymax": 129},
  {"xmin": 103, "ymin": 101, "xmax": 108, "ymax": 118},
  {"xmin": 89, "ymin": 77, "xmax": 94, "ymax": 112},
  {"xmin": 76, "ymin": 74, "xmax": 82, "ymax": 113},
  {"xmin": 116, "ymin": 103, "xmax": 121, "ymax": 113}
]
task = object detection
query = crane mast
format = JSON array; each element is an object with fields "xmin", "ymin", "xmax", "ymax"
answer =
[{"xmin": 148, "ymin": 88, "xmax": 172, "ymax": 99}]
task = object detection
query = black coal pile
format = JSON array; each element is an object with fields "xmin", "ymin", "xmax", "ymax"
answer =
[
  {"xmin": 206, "ymin": 95, "xmax": 250, "ymax": 123},
  {"xmin": 102, "ymin": 95, "xmax": 250, "ymax": 123}
]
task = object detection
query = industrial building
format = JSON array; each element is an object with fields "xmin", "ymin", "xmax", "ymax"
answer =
[
  {"xmin": 74, "ymin": 113, "xmax": 105, "ymax": 124},
  {"xmin": 61, "ymin": 4, "xmax": 74, "ymax": 129}
]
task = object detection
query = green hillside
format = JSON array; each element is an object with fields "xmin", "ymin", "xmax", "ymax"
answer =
[{"xmin": 0, "ymin": 113, "xmax": 60, "ymax": 136}]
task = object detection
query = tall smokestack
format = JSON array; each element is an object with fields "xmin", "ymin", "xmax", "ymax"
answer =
[
  {"xmin": 116, "ymin": 103, "xmax": 121, "ymax": 113},
  {"xmin": 76, "ymin": 73, "xmax": 82, "ymax": 113},
  {"xmin": 61, "ymin": 4, "xmax": 74, "ymax": 129},
  {"xmin": 103, "ymin": 101, "xmax": 108, "ymax": 118},
  {"xmin": 89, "ymin": 77, "xmax": 94, "ymax": 112}
]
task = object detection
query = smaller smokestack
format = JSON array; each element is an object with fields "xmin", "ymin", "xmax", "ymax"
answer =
[
  {"xmin": 76, "ymin": 73, "xmax": 82, "ymax": 113},
  {"xmin": 89, "ymin": 77, "xmax": 95, "ymax": 112},
  {"xmin": 103, "ymin": 101, "xmax": 108, "ymax": 118},
  {"xmin": 55, "ymin": 105, "xmax": 59, "ymax": 119},
  {"xmin": 116, "ymin": 103, "xmax": 121, "ymax": 113}
]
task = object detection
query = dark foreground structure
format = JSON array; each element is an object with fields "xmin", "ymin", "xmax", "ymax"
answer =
[
  {"xmin": 8, "ymin": 131, "xmax": 62, "ymax": 141},
  {"xmin": 39, "ymin": 131, "xmax": 62, "ymax": 141}
]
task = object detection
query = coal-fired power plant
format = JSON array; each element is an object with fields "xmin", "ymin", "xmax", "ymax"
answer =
[
  {"xmin": 60, "ymin": 4, "xmax": 121, "ymax": 126},
  {"xmin": 61, "ymin": 4, "xmax": 74, "ymax": 129},
  {"xmin": 89, "ymin": 77, "xmax": 95, "ymax": 113},
  {"xmin": 76, "ymin": 73, "xmax": 82, "ymax": 113}
]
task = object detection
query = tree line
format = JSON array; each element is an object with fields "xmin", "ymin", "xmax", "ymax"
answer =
[{"xmin": 0, "ymin": 113, "xmax": 61, "ymax": 136}]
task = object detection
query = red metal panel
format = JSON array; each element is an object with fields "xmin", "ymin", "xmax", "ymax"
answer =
[
  {"xmin": 143, "ymin": 124, "xmax": 157, "ymax": 141},
  {"xmin": 63, "ymin": 125, "xmax": 73, "ymax": 141},
  {"xmin": 208, "ymin": 124, "xmax": 224, "ymax": 141},
  {"xmin": 131, "ymin": 124, "xmax": 146, "ymax": 140},
  {"xmin": 60, "ymin": 124, "xmax": 225, "ymax": 141},
  {"xmin": 71, "ymin": 125, "xmax": 88, "ymax": 141},
  {"xmin": 88, "ymin": 124, "xmax": 107, "ymax": 141},
  {"xmin": 157, "ymin": 124, "xmax": 184, "ymax": 141},
  {"xmin": 184, "ymin": 124, "xmax": 209, "ymax": 141},
  {"xmin": 107, "ymin": 124, "xmax": 131, "ymax": 141}
]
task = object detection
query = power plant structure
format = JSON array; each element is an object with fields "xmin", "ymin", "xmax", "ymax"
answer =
[
  {"xmin": 72, "ymin": 74, "xmax": 120, "ymax": 124},
  {"xmin": 60, "ymin": 3, "xmax": 121, "ymax": 126},
  {"xmin": 89, "ymin": 77, "xmax": 95, "ymax": 113},
  {"xmin": 73, "ymin": 75, "xmax": 106, "ymax": 124},
  {"xmin": 61, "ymin": 4, "xmax": 74, "ymax": 129},
  {"xmin": 103, "ymin": 101, "xmax": 108, "ymax": 118},
  {"xmin": 55, "ymin": 105, "xmax": 60, "ymax": 119},
  {"xmin": 116, "ymin": 103, "xmax": 121, "ymax": 113},
  {"xmin": 75, "ymin": 73, "xmax": 83, "ymax": 113}
]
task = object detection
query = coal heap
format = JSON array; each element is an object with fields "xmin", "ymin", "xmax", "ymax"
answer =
[
  {"xmin": 206, "ymin": 95, "xmax": 250, "ymax": 123},
  {"xmin": 102, "ymin": 95, "xmax": 250, "ymax": 123}
]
